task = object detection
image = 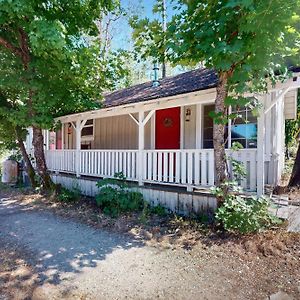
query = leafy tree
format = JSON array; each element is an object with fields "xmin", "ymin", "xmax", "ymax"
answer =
[
  {"xmin": 167, "ymin": 0, "xmax": 300, "ymax": 202},
  {"xmin": 130, "ymin": 0, "xmax": 170, "ymax": 78},
  {"xmin": 0, "ymin": 0, "xmax": 118, "ymax": 190}
]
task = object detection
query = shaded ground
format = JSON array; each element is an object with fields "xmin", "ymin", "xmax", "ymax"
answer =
[{"xmin": 0, "ymin": 187, "xmax": 300, "ymax": 300}]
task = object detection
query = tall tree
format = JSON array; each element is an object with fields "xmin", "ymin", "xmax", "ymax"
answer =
[
  {"xmin": 130, "ymin": 0, "xmax": 170, "ymax": 78},
  {"xmin": 167, "ymin": 0, "xmax": 300, "ymax": 202},
  {"xmin": 0, "ymin": 0, "xmax": 118, "ymax": 190}
]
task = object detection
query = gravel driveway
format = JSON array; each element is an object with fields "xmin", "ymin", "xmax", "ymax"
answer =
[
  {"xmin": 1, "ymin": 192, "xmax": 299, "ymax": 300},
  {"xmin": 0, "ymin": 195, "xmax": 226, "ymax": 300}
]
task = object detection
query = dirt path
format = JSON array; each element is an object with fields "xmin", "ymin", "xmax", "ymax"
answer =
[{"xmin": 0, "ymin": 191, "xmax": 300, "ymax": 300}]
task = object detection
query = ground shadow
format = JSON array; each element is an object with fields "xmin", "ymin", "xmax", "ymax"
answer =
[{"xmin": 0, "ymin": 195, "xmax": 144, "ymax": 288}]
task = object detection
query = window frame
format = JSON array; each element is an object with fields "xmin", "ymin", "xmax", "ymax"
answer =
[
  {"xmin": 202, "ymin": 104, "xmax": 257, "ymax": 149},
  {"xmin": 81, "ymin": 119, "xmax": 95, "ymax": 142}
]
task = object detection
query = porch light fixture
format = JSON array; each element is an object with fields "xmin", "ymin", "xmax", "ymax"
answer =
[{"xmin": 185, "ymin": 107, "xmax": 191, "ymax": 122}]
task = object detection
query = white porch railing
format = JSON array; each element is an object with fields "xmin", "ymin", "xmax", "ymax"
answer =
[
  {"xmin": 46, "ymin": 149, "xmax": 258, "ymax": 191},
  {"xmin": 143, "ymin": 150, "xmax": 215, "ymax": 187},
  {"xmin": 46, "ymin": 150, "xmax": 76, "ymax": 173},
  {"xmin": 79, "ymin": 150, "xmax": 138, "ymax": 180}
]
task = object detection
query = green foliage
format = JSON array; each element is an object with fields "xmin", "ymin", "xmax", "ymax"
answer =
[
  {"xmin": 213, "ymin": 145, "xmax": 281, "ymax": 234},
  {"xmin": 149, "ymin": 203, "xmax": 166, "ymax": 216},
  {"xmin": 130, "ymin": 15, "xmax": 166, "ymax": 63},
  {"xmin": 168, "ymin": 0, "xmax": 300, "ymax": 93},
  {"xmin": 57, "ymin": 186, "xmax": 81, "ymax": 203},
  {"xmin": 139, "ymin": 201, "xmax": 167, "ymax": 222},
  {"xmin": 0, "ymin": 0, "xmax": 125, "ymax": 132},
  {"xmin": 215, "ymin": 194, "xmax": 281, "ymax": 234},
  {"xmin": 8, "ymin": 151, "xmax": 22, "ymax": 162},
  {"xmin": 95, "ymin": 173, "xmax": 144, "ymax": 217}
]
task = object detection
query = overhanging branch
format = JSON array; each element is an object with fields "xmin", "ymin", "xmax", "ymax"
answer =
[{"xmin": 0, "ymin": 36, "xmax": 22, "ymax": 57}]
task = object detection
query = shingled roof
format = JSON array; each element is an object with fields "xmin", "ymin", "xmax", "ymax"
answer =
[{"xmin": 104, "ymin": 68, "xmax": 218, "ymax": 108}]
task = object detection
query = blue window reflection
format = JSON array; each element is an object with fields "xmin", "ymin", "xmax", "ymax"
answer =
[{"xmin": 231, "ymin": 123, "xmax": 257, "ymax": 148}]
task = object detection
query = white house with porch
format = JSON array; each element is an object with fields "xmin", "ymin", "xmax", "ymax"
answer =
[{"xmin": 26, "ymin": 68, "xmax": 300, "ymax": 213}]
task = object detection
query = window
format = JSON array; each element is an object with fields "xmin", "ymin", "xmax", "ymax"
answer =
[
  {"xmin": 81, "ymin": 119, "xmax": 94, "ymax": 141},
  {"xmin": 202, "ymin": 104, "xmax": 257, "ymax": 149},
  {"xmin": 231, "ymin": 106, "xmax": 257, "ymax": 148},
  {"xmin": 56, "ymin": 129, "xmax": 62, "ymax": 149},
  {"xmin": 203, "ymin": 104, "xmax": 214, "ymax": 148}
]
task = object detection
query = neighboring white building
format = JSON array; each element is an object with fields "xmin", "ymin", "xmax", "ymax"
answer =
[{"xmin": 25, "ymin": 68, "xmax": 300, "ymax": 213}]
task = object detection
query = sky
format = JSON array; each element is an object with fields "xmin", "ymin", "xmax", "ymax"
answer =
[{"xmin": 110, "ymin": 0, "xmax": 174, "ymax": 51}]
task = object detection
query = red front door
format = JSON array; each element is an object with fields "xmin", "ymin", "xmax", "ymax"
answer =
[{"xmin": 155, "ymin": 107, "xmax": 180, "ymax": 149}]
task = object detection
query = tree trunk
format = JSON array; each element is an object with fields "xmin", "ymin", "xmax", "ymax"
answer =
[
  {"xmin": 288, "ymin": 141, "xmax": 300, "ymax": 187},
  {"xmin": 15, "ymin": 128, "xmax": 37, "ymax": 188},
  {"xmin": 32, "ymin": 126, "xmax": 53, "ymax": 191},
  {"xmin": 213, "ymin": 72, "xmax": 229, "ymax": 204}
]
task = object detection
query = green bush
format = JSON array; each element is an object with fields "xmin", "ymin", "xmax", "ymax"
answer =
[
  {"xmin": 58, "ymin": 186, "xmax": 81, "ymax": 203},
  {"xmin": 149, "ymin": 204, "xmax": 166, "ymax": 216},
  {"xmin": 215, "ymin": 195, "xmax": 281, "ymax": 234},
  {"xmin": 213, "ymin": 143, "xmax": 282, "ymax": 234},
  {"xmin": 96, "ymin": 173, "xmax": 144, "ymax": 217}
]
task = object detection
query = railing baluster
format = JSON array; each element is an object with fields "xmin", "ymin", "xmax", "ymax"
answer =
[
  {"xmin": 194, "ymin": 151, "xmax": 200, "ymax": 185},
  {"xmin": 181, "ymin": 152, "xmax": 187, "ymax": 184},
  {"xmin": 163, "ymin": 152, "xmax": 168, "ymax": 182},
  {"xmin": 169, "ymin": 152, "xmax": 174, "ymax": 183},
  {"xmin": 208, "ymin": 151, "xmax": 214, "ymax": 186},
  {"xmin": 250, "ymin": 151, "xmax": 256, "ymax": 191},
  {"xmin": 158, "ymin": 152, "xmax": 162, "ymax": 182},
  {"xmin": 153, "ymin": 152, "xmax": 157, "ymax": 181},
  {"xmin": 175, "ymin": 152, "xmax": 180, "ymax": 183},
  {"xmin": 187, "ymin": 151, "xmax": 193, "ymax": 185},
  {"xmin": 201, "ymin": 151, "xmax": 207, "ymax": 185}
]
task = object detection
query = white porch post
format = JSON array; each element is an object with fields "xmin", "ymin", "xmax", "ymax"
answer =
[
  {"xmin": 196, "ymin": 104, "xmax": 202, "ymax": 148},
  {"xmin": 274, "ymin": 93, "xmax": 284, "ymax": 184},
  {"xmin": 75, "ymin": 119, "xmax": 81, "ymax": 178},
  {"xmin": 45, "ymin": 130, "xmax": 49, "ymax": 151},
  {"xmin": 257, "ymin": 96, "xmax": 266, "ymax": 196},
  {"xmin": 138, "ymin": 111, "xmax": 145, "ymax": 186},
  {"xmin": 227, "ymin": 105, "xmax": 232, "ymax": 148},
  {"xmin": 61, "ymin": 123, "xmax": 64, "ymax": 150}
]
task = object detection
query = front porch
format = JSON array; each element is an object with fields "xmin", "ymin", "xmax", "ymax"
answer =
[
  {"xmin": 43, "ymin": 86, "xmax": 288, "ymax": 195},
  {"xmin": 38, "ymin": 67, "xmax": 300, "ymax": 195}
]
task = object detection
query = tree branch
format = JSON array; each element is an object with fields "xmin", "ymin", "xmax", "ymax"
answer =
[{"xmin": 0, "ymin": 36, "xmax": 23, "ymax": 57}]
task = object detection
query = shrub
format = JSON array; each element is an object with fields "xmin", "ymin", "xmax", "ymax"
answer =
[
  {"xmin": 58, "ymin": 186, "xmax": 81, "ymax": 203},
  {"xmin": 96, "ymin": 173, "xmax": 144, "ymax": 217},
  {"xmin": 215, "ymin": 194, "xmax": 281, "ymax": 234},
  {"xmin": 139, "ymin": 201, "xmax": 167, "ymax": 223},
  {"xmin": 214, "ymin": 142, "xmax": 281, "ymax": 234},
  {"xmin": 149, "ymin": 204, "xmax": 166, "ymax": 216}
]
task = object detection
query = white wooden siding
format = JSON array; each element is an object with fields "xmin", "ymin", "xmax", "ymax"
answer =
[
  {"xmin": 63, "ymin": 114, "xmax": 151, "ymax": 150},
  {"xmin": 284, "ymin": 89, "xmax": 297, "ymax": 120},
  {"xmin": 183, "ymin": 105, "xmax": 196, "ymax": 149}
]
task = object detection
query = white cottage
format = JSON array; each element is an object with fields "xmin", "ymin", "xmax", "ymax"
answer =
[{"xmin": 26, "ymin": 68, "xmax": 300, "ymax": 213}]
